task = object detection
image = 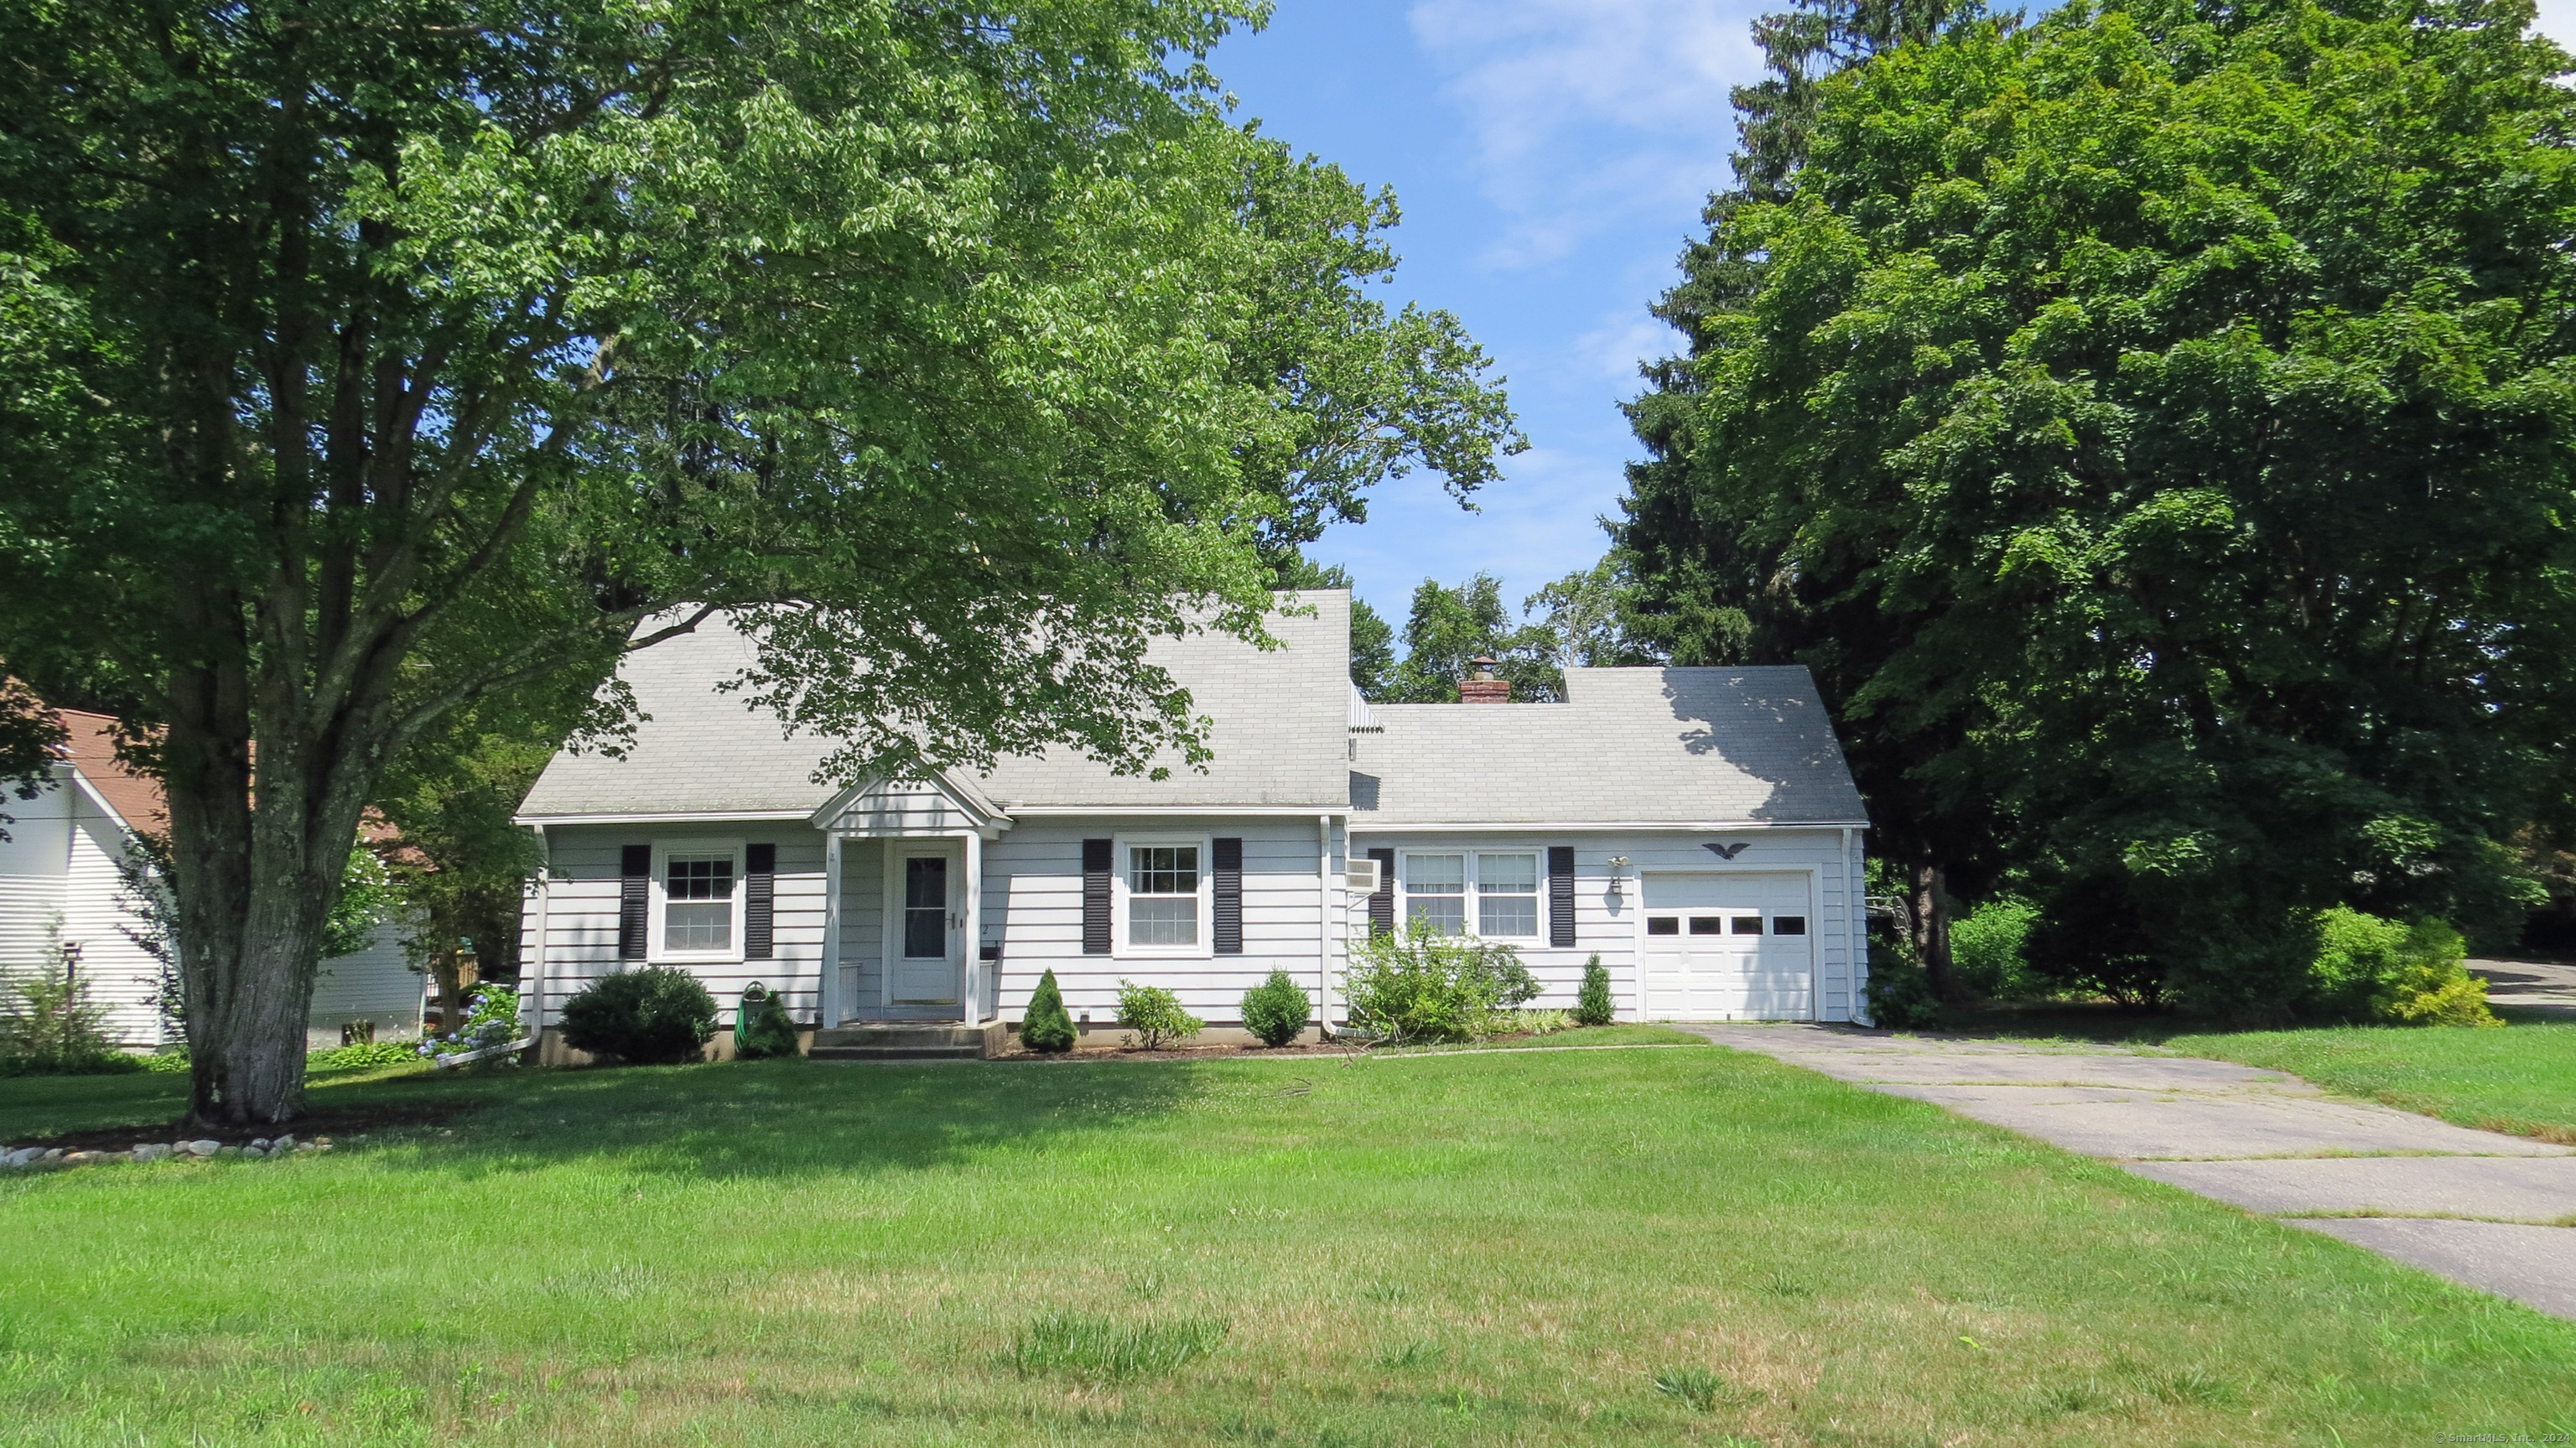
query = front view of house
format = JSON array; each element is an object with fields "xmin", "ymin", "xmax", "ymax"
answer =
[{"xmin": 512, "ymin": 592, "xmax": 1872, "ymax": 1053}]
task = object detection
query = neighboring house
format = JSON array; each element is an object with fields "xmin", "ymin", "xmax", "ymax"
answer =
[
  {"xmin": 0, "ymin": 708, "xmax": 423, "ymax": 1049},
  {"xmin": 512, "ymin": 591, "xmax": 1872, "ymax": 1055}
]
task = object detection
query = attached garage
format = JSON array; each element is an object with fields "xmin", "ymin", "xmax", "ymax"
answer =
[{"xmin": 1639, "ymin": 871, "xmax": 1815, "ymax": 1020}]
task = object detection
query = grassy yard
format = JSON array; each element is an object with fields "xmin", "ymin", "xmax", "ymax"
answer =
[
  {"xmin": 2, "ymin": 1039, "xmax": 2570, "ymax": 1446},
  {"xmin": 2163, "ymin": 1012, "xmax": 2576, "ymax": 1144}
]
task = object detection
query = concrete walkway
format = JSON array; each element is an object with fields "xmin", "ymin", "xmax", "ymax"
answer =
[{"xmin": 1686, "ymin": 1025, "xmax": 2576, "ymax": 1321}]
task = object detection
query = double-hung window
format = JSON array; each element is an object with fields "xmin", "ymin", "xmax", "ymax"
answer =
[
  {"xmin": 1403, "ymin": 853, "xmax": 1467, "ymax": 933},
  {"xmin": 654, "ymin": 843, "xmax": 743, "ymax": 959},
  {"xmin": 1127, "ymin": 843, "xmax": 1202, "ymax": 949},
  {"xmin": 1401, "ymin": 851, "xmax": 1540, "ymax": 939},
  {"xmin": 1476, "ymin": 853, "xmax": 1540, "ymax": 937}
]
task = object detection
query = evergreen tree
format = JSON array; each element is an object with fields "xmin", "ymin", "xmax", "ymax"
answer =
[
  {"xmin": 1573, "ymin": 955, "xmax": 1616, "ymax": 1027},
  {"xmin": 1021, "ymin": 970, "xmax": 1077, "ymax": 1054}
]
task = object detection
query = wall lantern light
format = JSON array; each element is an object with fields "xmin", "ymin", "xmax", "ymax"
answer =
[{"xmin": 1605, "ymin": 855, "xmax": 1631, "ymax": 905}]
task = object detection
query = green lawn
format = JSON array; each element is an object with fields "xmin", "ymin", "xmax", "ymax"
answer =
[
  {"xmin": 2163, "ymin": 1012, "xmax": 2576, "ymax": 1144},
  {"xmin": 3, "ymin": 1041, "xmax": 2570, "ymax": 1445}
]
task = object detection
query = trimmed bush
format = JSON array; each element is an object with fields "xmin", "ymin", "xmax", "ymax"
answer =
[
  {"xmin": 559, "ymin": 966, "xmax": 719, "ymax": 1065},
  {"xmin": 1022, "ymin": 968, "xmax": 1077, "ymax": 1052},
  {"xmin": 2307, "ymin": 908, "xmax": 2499, "ymax": 1027},
  {"xmin": 734, "ymin": 982, "xmax": 801, "ymax": 1059},
  {"xmin": 1343, "ymin": 921, "xmax": 1539, "ymax": 1043},
  {"xmin": 1573, "ymin": 953, "xmax": 1615, "ymax": 1026},
  {"xmin": 1114, "ymin": 980, "xmax": 1203, "ymax": 1050},
  {"xmin": 1239, "ymin": 969, "xmax": 1311, "ymax": 1047}
]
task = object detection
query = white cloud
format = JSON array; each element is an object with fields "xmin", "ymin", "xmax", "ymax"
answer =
[
  {"xmin": 1407, "ymin": 0, "xmax": 1764, "ymax": 266},
  {"xmin": 1575, "ymin": 307, "xmax": 1685, "ymax": 381}
]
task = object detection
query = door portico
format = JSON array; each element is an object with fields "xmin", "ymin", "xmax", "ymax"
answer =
[{"xmin": 811, "ymin": 773, "xmax": 1010, "ymax": 1027}]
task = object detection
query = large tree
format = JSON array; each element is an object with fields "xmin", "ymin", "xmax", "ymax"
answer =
[
  {"xmin": 1619, "ymin": 0, "xmax": 2576, "ymax": 1015},
  {"xmin": 0, "ymin": 0, "xmax": 1517, "ymax": 1121}
]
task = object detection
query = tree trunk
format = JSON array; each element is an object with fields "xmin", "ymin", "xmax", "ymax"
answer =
[
  {"xmin": 1913, "ymin": 862, "xmax": 1961, "ymax": 1003},
  {"xmin": 164, "ymin": 666, "xmax": 375, "ymax": 1126}
]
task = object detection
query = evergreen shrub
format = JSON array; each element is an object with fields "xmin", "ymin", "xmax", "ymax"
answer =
[
  {"xmin": 1573, "ymin": 953, "xmax": 1615, "ymax": 1026},
  {"xmin": 1951, "ymin": 897, "xmax": 2042, "ymax": 999},
  {"xmin": 734, "ymin": 982, "xmax": 801, "ymax": 1059},
  {"xmin": 1239, "ymin": 969, "xmax": 1311, "ymax": 1047},
  {"xmin": 559, "ymin": 966, "xmax": 719, "ymax": 1064},
  {"xmin": 1021, "ymin": 968, "xmax": 1077, "ymax": 1052}
]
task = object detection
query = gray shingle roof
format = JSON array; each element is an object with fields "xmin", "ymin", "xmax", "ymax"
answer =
[
  {"xmin": 516, "ymin": 594, "xmax": 1354, "ymax": 818},
  {"xmin": 1348, "ymin": 667, "xmax": 1868, "ymax": 825}
]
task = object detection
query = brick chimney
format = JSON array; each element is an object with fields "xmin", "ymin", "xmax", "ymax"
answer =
[{"xmin": 1459, "ymin": 656, "xmax": 1510, "ymax": 703}]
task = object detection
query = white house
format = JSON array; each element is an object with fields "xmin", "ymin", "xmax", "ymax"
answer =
[
  {"xmin": 511, "ymin": 592, "xmax": 1872, "ymax": 1056},
  {"xmin": 0, "ymin": 708, "xmax": 424, "ymax": 1050}
]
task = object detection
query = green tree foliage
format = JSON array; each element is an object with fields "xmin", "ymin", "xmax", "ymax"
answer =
[
  {"xmin": 1382, "ymin": 574, "xmax": 1563, "ymax": 703},
  {"xmin": 1525, "ymin": 556, "xmax": 1665, "ymax": 672},
  {"xmin": 1239, "ymin": 968, "xmax": 1311, "ymax": 1047},
  {"xmin": 1620, "ymin": 0, "xmax": 2576, "ymax": 1016},
  {"xmin": 1021, "ymin": 968, "xmax": 1077, "ymax": 1053},
  {"xmin": 0, "ymin": 0, "xmax": 1516, "ymax": 1122}
]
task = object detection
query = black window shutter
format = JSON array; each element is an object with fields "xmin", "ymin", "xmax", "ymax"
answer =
[
  {"xmin": 744, "ymin": 843, "xmax": 776, "ymax": 960},
  {"xmin": 618, "ymin": 844, "xmax": 651, "ymax": 962},
  {"xmin": 1367, "ymin": 847, "xmax": 1395, "ymax": 938},
  {"xmin": 1548, "ymin": 846, "xmax": 1576, "ymax": 948},
  {"xmin": 1082, "ymin": 838, "xmax": 1114, "ymax": 954},
  {"xmin": 1213, "ymin": 837, "xmax": 1244, "ymax": 954}
]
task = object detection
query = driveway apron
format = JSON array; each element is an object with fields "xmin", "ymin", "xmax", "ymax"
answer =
[{"xmin": 1687, "ymin": 1025, "xmax": 2576, "ymax": 1321}]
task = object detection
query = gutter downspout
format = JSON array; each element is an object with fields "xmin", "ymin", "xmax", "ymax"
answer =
[{"xmin": 1317, "ymin": 814, "xmax": 1333, "ymax": 1034}]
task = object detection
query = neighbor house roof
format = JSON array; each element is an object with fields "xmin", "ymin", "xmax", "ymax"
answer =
[
  {"xmin": 515, "ymin": 594, "xmax": 1355, "ymax": 820},
  {"xmin": 1348, "ymin": 666, "xmax": 1869, "ymax": 826},
  {"xmin": 55, "ymin": 708, "xmax": 167, "ymax": 834}
]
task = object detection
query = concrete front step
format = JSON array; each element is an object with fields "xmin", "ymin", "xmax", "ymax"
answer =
[{"xmin": 809, "ymin": 1021, "xmax": 1006, "ymax": 1061}]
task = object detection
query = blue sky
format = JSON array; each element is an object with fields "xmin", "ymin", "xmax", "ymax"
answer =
[
  {"xmin": 1209, "ymin": 0, "xmax": 1771, "ymax": 632},
  {"xmin": 1207, "ymin": 0, "xmax": 2576, "ymax": 635}
]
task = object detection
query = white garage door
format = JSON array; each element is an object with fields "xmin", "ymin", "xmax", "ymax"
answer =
[{"xmin": 1639, "ymin": 871, "xmax": 1814, "ymax": 1020}]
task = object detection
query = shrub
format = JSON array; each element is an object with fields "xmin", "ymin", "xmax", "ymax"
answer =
[
  {"xmin": 1573, "ymin": 953, "xmax": 1615, "ymax": 1026},
  {"xmin": 418, "ymin": 984, "xmax": 524, "ymax": 1065},
  {"xmin": 1862, "ymin": 963, "xmax": 1942, "ymax": 1030},
  {"xmin": 733, "ymin": 982, "xmax": 801, "ymax": 1059},
  {"xmin": 1239, "ymin": 969, "xmax": 1311, "ymax": 1047},
  {"xmin": 1021, "ymin": 968, "xmax": 1077, "ymax": 1052},
  {"xmin": 307, "ymin": 1039, "xmax": 422, "ymax": 1072},
  {"xmin": 559, "ymin": 968, "xmax": 717, "ymax": 1064},
  {"xmin": 2307, "ymin": 908, "xmax": 2499, "ymax": 1027},
  {"xmin": 0, "ymin": 937, "xmax": 136, "ymax": 1076},
  {"xmin": 1343, "ymin": 921, "xmax": 1539, "ymax": 1043},
  {"xmin": 1950, "ymin": 896, "xmax": 2042, "ymax": 999},
  {"xmin": 1115, "ymin": 980, "xmax": 1203, "ymax": 1050}
]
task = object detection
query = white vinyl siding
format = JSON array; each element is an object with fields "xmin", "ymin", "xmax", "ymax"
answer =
[
  {"xmin": 1352, "ymin": 830, "xmax": 1866, "ymax": 1024},
  {"xmin": 533, "ymin": 825, "xmax": 828, "ymax": 1027}
]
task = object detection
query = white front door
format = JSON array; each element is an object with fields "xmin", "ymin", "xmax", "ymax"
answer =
[
  {"xmin": 1639, "ymin": 871, "xmax": 1815, "ymax": 1020},
  {"xmin": 891, "ymin": 844, "xmax": 962, "ymax": 1005}
]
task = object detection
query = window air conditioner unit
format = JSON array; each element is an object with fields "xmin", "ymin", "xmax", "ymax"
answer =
[{"xmin": 1345, "ymin": 859, "xmax": 1381, "ymax": 894}]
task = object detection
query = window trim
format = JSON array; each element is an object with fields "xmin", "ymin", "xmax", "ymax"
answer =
[
  {"xmin": 1396, "ymin": 849, "xmax": 1544, "ymax": 941},
  {"xmin": 1113, "ymin": 833, "xmax": 1214, "ymax": 959},
  {"xmin": 649, "ymin": 838, "xmax": 747, "ymax": 963}
]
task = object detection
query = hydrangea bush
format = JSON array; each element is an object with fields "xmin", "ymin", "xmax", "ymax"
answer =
[{"xmin": 418, "ymin": 984, "xmax": 523, "ymax": 1064}]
